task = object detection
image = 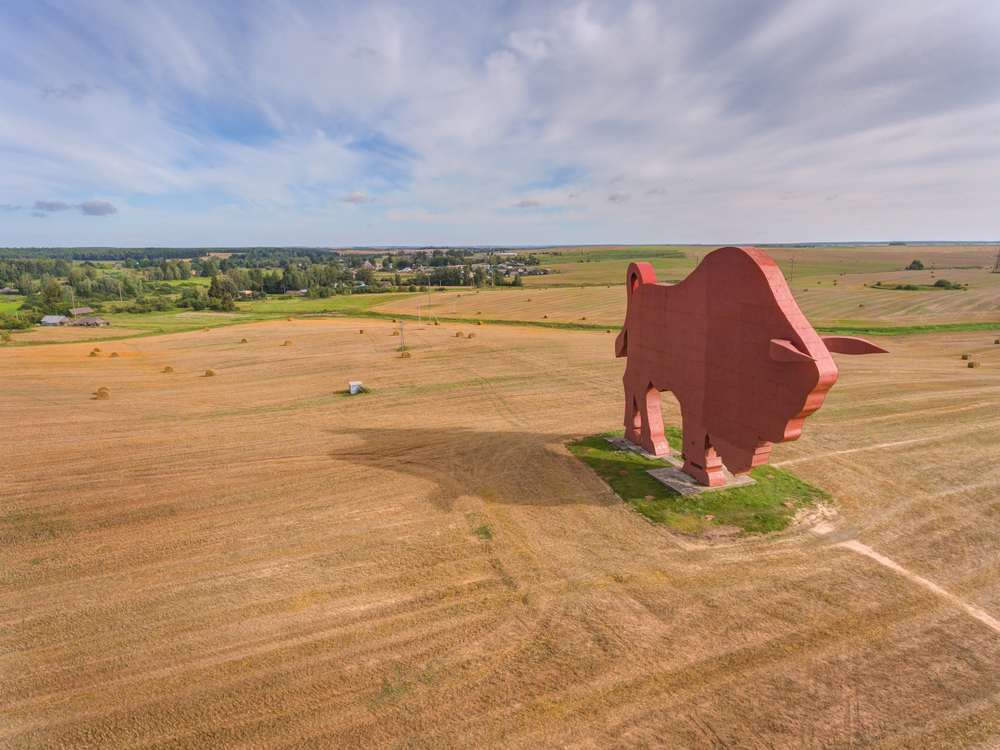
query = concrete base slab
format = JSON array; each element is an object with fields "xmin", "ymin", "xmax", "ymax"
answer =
[
  {"xmin": 605, "ymin": 436, "xmax": 681, "ymax": 464},
  {"xmin": 647, "ymin": 466, "xmax": 757, "ymax": 496}
]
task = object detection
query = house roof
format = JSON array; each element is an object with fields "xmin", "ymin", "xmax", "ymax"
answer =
[
  {"xmin": 74, "ymin": 316, "xmax": 108, "ymax": 325},
  {"xmin": 69, "ymin": 307, "xmax": 94, "ymax": 315},
  {"xmin": 0, "ymin": 287, "xmax": 15, "ymax": 294},
  {"xmin": 41, "ymin": 315, "xmax": 68, "ymax": 324}
]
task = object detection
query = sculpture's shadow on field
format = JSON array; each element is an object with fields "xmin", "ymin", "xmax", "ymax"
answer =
[{"xmin": 329, "ymin": 428, "xmax": 611, "ymax": 511}]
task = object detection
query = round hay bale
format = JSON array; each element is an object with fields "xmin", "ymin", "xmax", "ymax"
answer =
[
  {"xmin": 456, "ymin": 332, "xmax": 463, "ymax": 337},
  {"xmin": 477, "ymin": 311, "xmax": 482, "ymax": 315},
  {"xmin": 607, "ymin": 329, "xmax": 612, "ymax": 333},
  {"xmin": 400, "ymin": 351, "xmax": 411, "ymax": 359},
  {"xmin": 961, "ymin": 354, "xmax": 971, "ymax": 360},
  {"xmin": 477, "ymin": 321, "xmax": 483, "ymax": 326},
  {"xmin": 468, "ymin": 333, "xmax": 476, "ymax": 339},
  {"xmin": 543, "ymin": 314, "xmax": 548, "ymax": 319},
  {"xmin": 434, "ymin": 321, "xmax": 440, "ymax": 326},
  {"xmin": 204, "ymin": 327, "xmax": 210, "ymax": 332},
  {"xmin": 969, "ymin": 361, "xmax": 981, "ymax": 368},
  {"xmin": 284, "ymin": 340, "xmax": 292, "ymax": 346},
  {"xmin": 89, "ymin": 351, "xmax": 99, "ymax": 357},
  {"xmin": 96, "ymin": 390, "xmax": 110, "ymax": 400},
  {"xmin": 163, "ymin": 366, "xmax": 174, "ymax": 373},
  {"xmin": 360, "ymin": 329, "xmax": 365, "ymax": 334},
  {"xmin": 205, "ymin": 369, "xmax": 217, "ymax": 377},
  {"xmin": 110, "ymin": 352, "xmax": 119, "ymax": 357},
  {"xmin": 995, "ymin": 339, "xmax": 999, "ymax": 344},
  {"xmin": 582, "ymin": 316, "xmax": 586, "ymax": 320},
  {"xmin": 92, "ymin": 347, "xmax": 102, "ymax": 353},
  {"xmin": 288, "ymin": 317, "xmax": 295, "ymax": 321},
  {"xmin": 392, "ymin": 330, "xmax": 400, "ymax": 336},
  {"xmin": 241, "ymin": 338, "xmax": 248, "ymax": 344},
  {"xmin": 392, "ymin": 318, "xmax": 397, "ymax": 323},
  {"xmin": 527, "ymin": 298, "xmax": 531, "ymax": 302},
  {"xmin": 97, "ymin": 386, "xmax": 111, "ymax": 395}
]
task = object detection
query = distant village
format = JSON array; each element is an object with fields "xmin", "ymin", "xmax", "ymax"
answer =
[{"xmin": 0, "ymin": 247, "xmax": 562, "ymax": 330}]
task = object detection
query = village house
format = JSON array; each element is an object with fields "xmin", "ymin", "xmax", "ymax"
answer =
[
  {"xmin": 73, "ymin": 316, "xmax": 109, "ymax": 327},
  {"xmin": 40, "ymin": 315, "xmax": 70, "ymax": 326}
]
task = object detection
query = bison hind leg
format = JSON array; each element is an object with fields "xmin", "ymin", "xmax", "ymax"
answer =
[
  {"xmin": 623, "ymin": 382, "xmax": 642, "ymax": 446},
  {"xmin": 639, "ymin": 384, "xmax": 671, "ymax": 456}
]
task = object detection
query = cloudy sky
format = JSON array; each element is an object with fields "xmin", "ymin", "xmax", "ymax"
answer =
[{"xmin": 2, "ymin": 0, "xmax": 998, "ymax": 247}]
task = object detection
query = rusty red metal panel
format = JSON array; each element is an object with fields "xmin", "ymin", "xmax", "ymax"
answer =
[{"xmin": 617, "ymin": 246, "xmax": 887, "ymax": 487}]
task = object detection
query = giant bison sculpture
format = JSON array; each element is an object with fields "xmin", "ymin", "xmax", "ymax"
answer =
[{"xmin": 615, "ymin": 246, "xmax": 887, "ymax": 486}]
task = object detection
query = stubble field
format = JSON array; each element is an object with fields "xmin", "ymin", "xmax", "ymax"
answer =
[
  {"xmin": 375, "ymin": 245, "xmax": 1000, "ymax": 328},
  {"xmin": 3, "ymin": 313, "xmax": 1000, "ymax": 748}
]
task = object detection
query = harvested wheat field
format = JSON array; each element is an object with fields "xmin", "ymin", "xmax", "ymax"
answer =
[{"xmin": 3, "ymin": 318, "xmax": 1000, "ymax": 748}]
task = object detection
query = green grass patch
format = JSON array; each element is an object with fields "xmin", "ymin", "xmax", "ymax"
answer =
[
  {"xmin": 568, "ymin": 430, "xmax": 830, "ymax": 535},
  {"xmin": 815, "ymin": 321, "xmax": 1000, "ymax": 336},
  {"xmin": 472, "ymin": 524, "xmax": 493, "ymax": 540},
  {"xmin": 159, "ymin": 277, "xmax": 212, "ymax": 286},
  {"xmin": 0, "ymin": 298, "xmax": 25, "ymax": 314}
]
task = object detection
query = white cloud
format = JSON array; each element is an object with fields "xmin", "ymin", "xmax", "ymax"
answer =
[
  {"xmin": 79, "ymin": 200, "xmax": 117, "ymax": 216},
  {"xmin": 0, "ymin": 0, "xmax": 997, "ymax": 245},
  {"xmin": 33, "ymin": 199, "xmax": 117, "ymax": 216},
  {"xmin": 341, "ymin": 192, "xmax": 374, "ymax": 204}
]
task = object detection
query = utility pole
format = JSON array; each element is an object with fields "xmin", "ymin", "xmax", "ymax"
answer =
[
  {"xmin": 118, "ymin": 280, "xmax": 123, "ymax": 305},
  {"xmin": 790, "ymin": 254, "xmax": 795, "ymax": 282},
  {"xmin": 400, "ymin": 319, "xmax": 405, "ymax": 349},
  {"xmin": 992, "ymin": 248, "xmax": 1000, "ymax": 273}
]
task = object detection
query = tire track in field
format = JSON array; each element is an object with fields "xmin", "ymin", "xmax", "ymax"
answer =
[
  {"xmin": 772, "ymin": 419, "xmax": 1000, "ymax": 467},
  {"xmin": 837, "ymin": 540, "xmax": 1000, "ymax": 635}
]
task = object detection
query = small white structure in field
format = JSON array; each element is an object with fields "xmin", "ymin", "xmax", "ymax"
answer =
[{"xmin": 348, "ymin": 381, "xmax": 364, "ymax": 395}]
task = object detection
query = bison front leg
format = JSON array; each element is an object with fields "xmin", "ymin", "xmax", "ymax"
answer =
[{"xmin": 680, "ymin": 418, "xmax": 726, "ymax": 487}]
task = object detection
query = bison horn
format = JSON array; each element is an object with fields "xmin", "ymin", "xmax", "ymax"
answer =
[
  {"xmin": 821, "ymin": 336, "xmax": 889, "ymax": 355},
  {"xmin": 769, "ymin": 339, "xmax": 815, "ymax": 362}
]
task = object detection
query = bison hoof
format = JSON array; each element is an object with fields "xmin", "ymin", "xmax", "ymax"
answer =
[{"xmin": 643, "ymin": 439, "xmax": 671, "ymax": 456}]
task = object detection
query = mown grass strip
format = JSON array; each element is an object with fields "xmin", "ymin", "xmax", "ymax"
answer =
[
  {"xmin": 350, "ymin": 310, "xmax": 615, "ymax": 331},
  {"xmin": 814, "ymin": 321, "xmax": 1000, "ymax": 336},
  {"xmin": 568, "ymin": 430, "xmax": 830, "ymax": 535},
  {"xmin": 5, "ymin": 305, "xmax": 997, "ymax": 348}
]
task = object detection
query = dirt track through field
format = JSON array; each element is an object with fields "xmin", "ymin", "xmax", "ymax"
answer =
[
  {"xmin": 837, "ymin": 540, "xmax": 1000, "ymax": 634},
  {"xmin": 3, "ymin": 320, "xmax": 1000, "ymax": 749}
]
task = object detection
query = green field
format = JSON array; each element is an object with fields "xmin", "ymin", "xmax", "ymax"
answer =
[
  {"xmin": 0, "ymin": 297, "xmax": 25, "ymax": 314},
  {"xmin": 159, "ymin": 276, "xmax": 212, "ymax": 286},
  {"xmin": 4, "ymin": 244, "xmax": 998, "ymax": 345}
]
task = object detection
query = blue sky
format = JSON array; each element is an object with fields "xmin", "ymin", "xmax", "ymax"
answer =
[{"xmin": 1, "ymin": 0, "xmax": 998, "ymax": 247}]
